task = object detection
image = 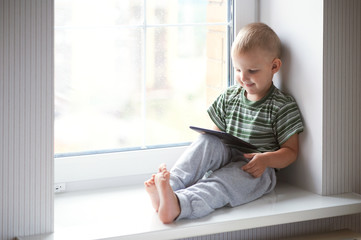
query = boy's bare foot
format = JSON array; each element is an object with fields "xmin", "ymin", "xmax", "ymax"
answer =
[
  {"xmin": 144, "ymin": 164, "xmax": 167, "ymax": 212},
  {"xmin": 144, "ymin": 174, "xmax": 160, "ymax": 212},
  {"xmin": 155, "ymin": 169, "xmax": 181, "ymax": 224},
  {"xmin": 158, "ymin": 163, "xmax": 167, "ymax": 172}
]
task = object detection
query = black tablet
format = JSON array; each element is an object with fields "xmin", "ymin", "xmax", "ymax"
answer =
[{"xmin": 189, "ymin": 126, "xmax": 257, "ymax": 150}]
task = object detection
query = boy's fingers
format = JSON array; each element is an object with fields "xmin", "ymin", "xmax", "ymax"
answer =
[
  {"xmin": 242, "ymin": 164, "xmax": 260, "ymax": 178},
  {"xmin": 242, "ymin": 162, "xmax": 253, "ymax": 170},
  {"xmin": 243, "ymin": 153, "xmax": 255, "ymax": 159}
]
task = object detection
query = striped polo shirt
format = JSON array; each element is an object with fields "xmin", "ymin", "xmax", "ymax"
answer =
[{"xmin": 208, "ymin": 84, "xmax": 304, "ymax": 153}]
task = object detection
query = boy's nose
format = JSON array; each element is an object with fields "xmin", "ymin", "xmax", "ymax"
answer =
[{"xmin": 240, "ymin": 72, "xmax": 249, "ymax": 81}]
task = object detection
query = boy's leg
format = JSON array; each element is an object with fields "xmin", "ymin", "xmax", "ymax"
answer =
[
  {"xmin": 170, "ymin": 134, "xmax": 232, "ymax": 191},
  {"xmin": 175, "ymin": 159, "xmax": 277, "ymax": 220}
]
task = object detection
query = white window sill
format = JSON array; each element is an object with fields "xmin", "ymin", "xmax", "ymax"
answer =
[{"xmin": 18, "ymin": 182, "xmax": 361, "ymax": 240}]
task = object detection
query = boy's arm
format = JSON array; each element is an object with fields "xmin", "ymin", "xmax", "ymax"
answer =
[
  {"xmin": 242, "ymin": 133, "xmax": 299, "ymax": 178},
  {"xmin": 212, "ymin": 125, "xmax": 221, "ymax": 131}
]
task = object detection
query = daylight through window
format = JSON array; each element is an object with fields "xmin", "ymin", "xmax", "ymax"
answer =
[{"xmin": 55, "ymin": 0, "xmax": 232, "ymax": 156}]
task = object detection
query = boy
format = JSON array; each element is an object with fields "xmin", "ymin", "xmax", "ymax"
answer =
[{"xmin": 145, "ymin": 22, "xmax": 304, "ymax": 224}]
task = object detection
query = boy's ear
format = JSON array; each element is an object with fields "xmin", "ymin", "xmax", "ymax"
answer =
[{"xmin": 271, "ymin": 58, "xmax": 282, "ymax": 74}]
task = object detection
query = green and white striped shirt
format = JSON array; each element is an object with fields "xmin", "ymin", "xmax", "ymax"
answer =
[{"xmin": 208, "ymin": 84, "xmax": 304, "ymax": 153}]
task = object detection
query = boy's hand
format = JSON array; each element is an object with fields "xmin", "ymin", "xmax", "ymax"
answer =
[
  {"xmin": 242, "ymin": 153, "xmax": 267, "ymax": 178},
  {"xmin": 241, "ymin": 134, "xmax": 300, "ymax": 178}
]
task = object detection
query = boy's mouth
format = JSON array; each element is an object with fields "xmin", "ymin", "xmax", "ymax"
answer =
[{"xmin": 243, "ymin": 82, "xmax": 255, "ymax": 87}]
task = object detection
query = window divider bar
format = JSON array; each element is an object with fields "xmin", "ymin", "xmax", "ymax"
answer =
[
  {"xmin": 54, "ymin": 22, "xmax": 231, "ymax": 30},
  {"xmin": 141, "ymin": 0, "xmax": 147, "ymax": 148}
]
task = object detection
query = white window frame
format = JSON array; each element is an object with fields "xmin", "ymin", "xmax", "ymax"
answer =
[{"xmin": 55, "ymin": 0, "xmax": 258, "ymax": 190}]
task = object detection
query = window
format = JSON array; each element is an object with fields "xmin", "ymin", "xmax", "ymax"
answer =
[
  {"xmin": 54, "ymin": 0, "xmax": 234, "ymax": 185},
  {"xmin": 55, "ymin": 0, "xmax": 232, "ymax": 155}
]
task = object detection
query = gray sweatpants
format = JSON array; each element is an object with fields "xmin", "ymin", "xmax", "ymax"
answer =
[{"xmin": 169, "ymin": 134, "xmax": 277, "ymax": 220}]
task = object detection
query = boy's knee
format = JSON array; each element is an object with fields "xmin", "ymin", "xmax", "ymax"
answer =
[{"xmin": 198, "ymin": 134, "xmax": 222, "ymax": 145}]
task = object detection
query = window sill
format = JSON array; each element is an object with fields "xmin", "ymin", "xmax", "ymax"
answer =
[{"xmin": 18, "ymin": 182, "xmax": 361, "ymax": 240}]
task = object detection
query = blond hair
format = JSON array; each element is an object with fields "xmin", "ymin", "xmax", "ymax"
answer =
[{"xmin": 231, "ymin": 23, "xmax": 281, "ymax": 59}]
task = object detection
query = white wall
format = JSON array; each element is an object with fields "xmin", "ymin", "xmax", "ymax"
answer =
[
  {"xmin": 234, "ymin": 0, "xmax": 259, "ymax": 33},
  {"xmin": 259, "ymin": 0, "xmax": 324, "ymax": 194}
]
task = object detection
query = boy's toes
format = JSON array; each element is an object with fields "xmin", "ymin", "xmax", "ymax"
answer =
[
  {"xmin": 163, "ymin": 170, "xmax": 170, "ymax": 179},
  {"xmin": 158, "ymin": 163, "xmax": 167, "ymax": 172}
]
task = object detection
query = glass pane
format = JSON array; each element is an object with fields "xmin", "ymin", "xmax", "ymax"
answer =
[
  {"xmin": 54, "ymin": 0, "xmax": 230, "ymax": 155},
  {"xmin": 54, "ymin": 27, "xmax": 143, "ymax": 153},
  {"xmin": 146, "ymin": 0, "xmax": 227, "ymax": 24},
  {"xmin": 145, "ymin": 26, "xmax": 228, "ymax": 145},
  {"xmin": 56, "ymin": 0, "xmax": 143, "ymax": 27}
]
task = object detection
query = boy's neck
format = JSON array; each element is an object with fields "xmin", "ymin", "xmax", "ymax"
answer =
[{"xmin": 245, "ymin": 82, "xmax": 273, "ymax": 102}]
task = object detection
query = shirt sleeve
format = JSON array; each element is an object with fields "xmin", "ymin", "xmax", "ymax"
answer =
[
  {"xmin": 274, "ymin": 101, "xmax": 304, "ymax": 146},
  {"xmin": 207, "ymin": 91, "xmax": 227, "ymax": 131}
]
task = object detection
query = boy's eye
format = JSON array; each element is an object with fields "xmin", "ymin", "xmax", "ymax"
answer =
[{"xmin": 248, "ymin": 69, "xmax": 258, "ymax": 74}]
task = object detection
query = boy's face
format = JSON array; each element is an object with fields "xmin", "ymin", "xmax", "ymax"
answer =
[{"xmin": 232, "ymin": 48, "xmax": 281, "ymax": 101}]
